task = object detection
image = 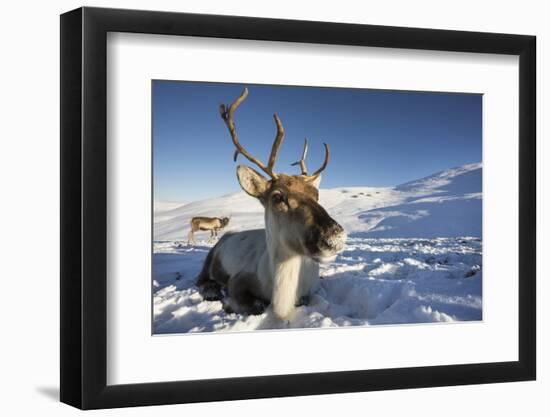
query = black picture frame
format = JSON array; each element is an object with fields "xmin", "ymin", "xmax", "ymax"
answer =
[{"xmin": 60, "ymin": 6, "xmax": 536, "ymax": 410}]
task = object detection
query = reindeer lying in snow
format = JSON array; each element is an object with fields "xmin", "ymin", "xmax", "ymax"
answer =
[
  {"xmin": 196, "ymin": 88, "xmax": 346, "ymax": 320},
  {"xmin": 187, "ymin": 216, "xmax": 230, "ymax": 245}
]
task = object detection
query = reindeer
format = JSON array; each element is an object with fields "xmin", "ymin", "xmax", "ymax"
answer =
[
  {"xmin": 187, "ymin": 216, "xmax": 230, "ymax": 245},
  {"xmin": 196, "ymin": 88, "xmax": 346, "ymax": 320}
]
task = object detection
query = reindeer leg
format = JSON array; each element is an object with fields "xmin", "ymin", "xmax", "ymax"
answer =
[
  {"xmin": 227, "ymin": 272, "xmax": 269, "ymax": 315},
  {"xmin": 199, "ymin": 280, "xmax": 223, "ymax": 301}
]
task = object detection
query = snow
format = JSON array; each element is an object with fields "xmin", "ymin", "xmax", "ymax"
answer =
[
  {"xmin": 153, "ymin": 163, "xmax": 483, "ymax": 333},
  {"xmin": 153, "ymin": 201, "xmax": 187, "ymax": 223}
]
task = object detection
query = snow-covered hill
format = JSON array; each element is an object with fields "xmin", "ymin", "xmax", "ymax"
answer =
[
  {"xmin": 153, "ymin": 163, "xmax": 483, "ymax": 334},
  {"xmin": 153, "ymin": 201, "xmax": 186, "ymax": 224},
  {"xmin": 154, "ymin": 162, "xmax": 481, "ymax": 241}
]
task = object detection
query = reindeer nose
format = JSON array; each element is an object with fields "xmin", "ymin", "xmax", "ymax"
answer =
[
  {"xmin": 331, "ymin": 223, "xmax": 344, "ymax": 236},
  {"xmin": 327, "ymin": 221, "xmax": 344, "ymax": 238},
  {"xmin": 320, "ymin": 222, "xmax": 346, "ymax": 252}
]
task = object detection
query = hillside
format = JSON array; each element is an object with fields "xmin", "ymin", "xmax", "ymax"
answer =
[
  {"xmin": 154, "ymin": 162, "xmax": 482, "ymax": 241},
  {"xmin": 153, "ymin": 163, "xmax": 483, "ymax": 334}
]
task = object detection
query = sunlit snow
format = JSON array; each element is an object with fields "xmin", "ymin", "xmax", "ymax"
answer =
[{"xmin": 153, "ymin": 163, "xmax": 482, "ymax": 333}]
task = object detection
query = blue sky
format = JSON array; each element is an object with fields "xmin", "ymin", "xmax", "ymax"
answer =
[{"xmin": 153, "ymin": 81, "xmax": 481, "ymax": 202}]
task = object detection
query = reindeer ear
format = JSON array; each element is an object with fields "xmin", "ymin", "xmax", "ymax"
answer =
[
  {"xmin": 236, "ymin": 165, "xmax": 269, "ymax": 198},
  {"xmin": 309, "ymin": 174, "xmax": 322, "ymax": 189}
]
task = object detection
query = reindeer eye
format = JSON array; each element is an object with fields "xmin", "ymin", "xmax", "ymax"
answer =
[{"xmin": 271, "ymin": 192, "xmax": 285, "ymax": 205}]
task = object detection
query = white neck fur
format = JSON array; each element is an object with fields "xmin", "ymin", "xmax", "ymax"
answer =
[{"xmin": 265, "ymin": 212, "xmax": 310, "ymax": 320}]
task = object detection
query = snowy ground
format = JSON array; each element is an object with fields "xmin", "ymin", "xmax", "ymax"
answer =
[{"xmin": 153, "ymin": 163, "xmax": 483, "ymax": 334}]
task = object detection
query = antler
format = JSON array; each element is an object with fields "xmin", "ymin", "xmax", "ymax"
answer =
[
  {"xmin": 220, "ymin": 88, "xmax": 284, "ymax": 179},
  {"xmin": 291, "ymin": 138, "xmax": 309, "ymax": 175},
  {"xmin": 291, "ymin": 139, "xmax": 330, "ymax": 180},
  {"xmin": 309, "ymin": 143, "xmax": 330, "ymax": 179}
]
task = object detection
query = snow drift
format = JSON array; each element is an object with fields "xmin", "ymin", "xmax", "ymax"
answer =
[{"xmin": 153, "ymin": 163, "xmax": 482, "ymax": 333}]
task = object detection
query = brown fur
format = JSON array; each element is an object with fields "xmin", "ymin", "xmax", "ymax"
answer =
[
  {"xmin": 188, "ymin": 216, "xmax": 230, "ymax": 244},
  {"xmin": 262, "ymin": 174, "xmax": 340, "ymax": 255},
  {"xmin": 270, "ymin": 175, "xmax": 319, "ymax": 201}
]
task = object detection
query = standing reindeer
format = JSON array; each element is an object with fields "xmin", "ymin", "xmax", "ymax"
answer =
[
  {"xmin": 187, "ymin": 216, "xmax": 230, "ymax": 245},
  {"xmin": 196, "ymin": 88, "xmax": 346, "ymax": 320}
]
